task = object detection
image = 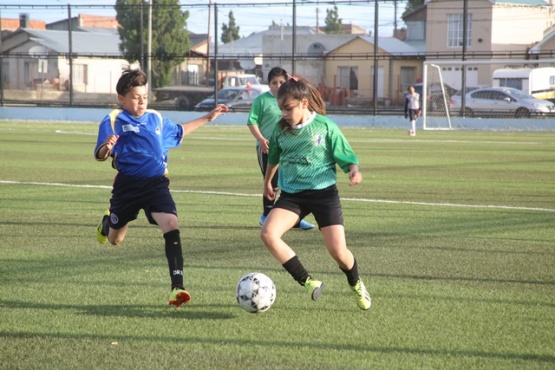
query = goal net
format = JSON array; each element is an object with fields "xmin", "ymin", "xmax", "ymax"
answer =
[{"xmin": 422, "ymin": 59, "xmax": 555, "ymax": 130}]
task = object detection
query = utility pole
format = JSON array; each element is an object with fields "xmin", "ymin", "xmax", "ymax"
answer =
[
  {"xmin": 316, "ymin": 8, "xmax": 320, "ymax": 34},
  {"xmin": 393, "ymin": 0, "xmax": 398, "ymax": 37},
  {"xmin": 292, "ymin": 0, "xmax": 296, "ymax": 75},
  {"xmin": 461, "ymin": 0, "xmax": 468, "ymax": 116},
  {"xmin": 206, "ymin": 0, "xmax": 211, "ymax": 86},
  {"xmin": 373, "ymin": 0, "xmax": 379, "ymax": 115},
  {"xmin": 147, "ymin": 0, "xmax": 152, "ymax": 96}
]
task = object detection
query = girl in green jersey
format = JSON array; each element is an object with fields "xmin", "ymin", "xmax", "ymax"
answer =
[
  {"xmin": 247, "ymin": 67, "xmax": 315, "ymax": 230},
  {"xmin": 260, "ymin": 76, "xmax": 371, "ymax": 310}
]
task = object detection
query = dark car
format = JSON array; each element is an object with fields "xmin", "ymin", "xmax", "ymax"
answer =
[
  {"xmin": 194, "ymin": 86, "xmax": 263, "ymax": 111},
  {"xmin": 152, "ymin": 85, "xmax": 214, "ymax": 110},
  {"xmin": 413, "ymin": 82, "xmax": 458, "ymax": 112}
]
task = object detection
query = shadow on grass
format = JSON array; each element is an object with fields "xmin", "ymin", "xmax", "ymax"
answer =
[{"xmin": 0, "ymin": 299, "xmax": 235, "ymax": 320}]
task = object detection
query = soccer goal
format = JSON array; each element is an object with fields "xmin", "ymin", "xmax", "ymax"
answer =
[
  {"xmin": 422, "ymin": 58, "xmax": 555, "ymax": 130},
  {"xmin": 422, "ymin": 63, "xmax": 453, "ymax": 130}
]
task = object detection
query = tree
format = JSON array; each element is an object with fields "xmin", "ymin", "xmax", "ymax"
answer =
[
  {"xmin": 403, "ymin": 0, "xmax": 425, "ymax": 16},
  {"xmin": 221, "ymin": 11, "xmax": 240, "ymax": 44},
  {"xmin": 325, "ymin": 5, "xmax": 343, "ymax": 34},
  {"xmin": 115, "ymin": 0, "xmax": 191, "ymax": 88}
]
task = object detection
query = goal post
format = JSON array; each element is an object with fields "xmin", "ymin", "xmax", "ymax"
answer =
[
  {"xmin": 422, "ymin": 58, "xmax": 555, "ymax": 130},
  {"xmin": 422, "ymin": 63, "xmax": 452, "ymax": 130}
]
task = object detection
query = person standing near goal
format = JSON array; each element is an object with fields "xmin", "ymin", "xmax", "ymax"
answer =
[{"xmin": 404, "ymin": 85, "xmax": 421, "ymax": 137}]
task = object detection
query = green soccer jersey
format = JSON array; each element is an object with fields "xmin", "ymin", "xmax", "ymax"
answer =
[
  {"xmin": 267, "ymin": 113, "xmax": 359, "ymax": 193},
  {"xmin": 247, "ymin": 91, "xmax": 281, "ymax": 145}
]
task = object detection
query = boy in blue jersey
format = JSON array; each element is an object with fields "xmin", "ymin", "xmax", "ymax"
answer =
[
  {"xmin": 260, "ymin": 76, "xmax": 371, "ymax": 310},
  {"xmin": 94, "ymin": 69, "xmax": 228, "ymax": 308},
  {"xmin": 247, "ymin": 67, "xmax": 314, "ymax": 230}
]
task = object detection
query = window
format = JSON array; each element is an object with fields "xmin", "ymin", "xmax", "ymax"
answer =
[
  {"xmin": 447, "ymin": 13, "xmax": 472, "ymax": 48},
  {"xmin": 400, "ymin": 66, "xmax": 416, "ymax": 92},
  {"xmin": 338, "ymin": 66, "xmax": 358, "ymax": 90},
  {"xmin": 497, "ymin": 78, "xmax": 523, "ymax": 90},
  {"xmin": 73, "ymin": 64, "xmax": 88, "ymax": 85}
]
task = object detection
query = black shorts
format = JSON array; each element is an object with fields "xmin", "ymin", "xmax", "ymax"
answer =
[
  {"xmin": 273, "ymin": 185, "xmax": 343, "ymax": 228},
  {"xmin": 408, "ymin": 109, "xmax": 419, "ymax": 121},
  {"xmin": 108, "ymin": 173, "xmax": 177, "ymax": 229}
]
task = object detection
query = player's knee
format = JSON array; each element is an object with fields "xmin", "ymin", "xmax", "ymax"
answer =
[
  {"xmin": 260, "ymin": 227, "xmax": 275, "ymax": 246},
  {"xmin": 108, "ymin": 235, "xmax": 124, "ymax": 245}
]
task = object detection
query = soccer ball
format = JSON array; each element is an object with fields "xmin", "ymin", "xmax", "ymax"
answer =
[{"xmin": 236, "ymin": 272, "xmax": 276, "ymax": 313}]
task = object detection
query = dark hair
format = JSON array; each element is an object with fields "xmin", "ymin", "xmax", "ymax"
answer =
[
  {"xmin": 277, "ymin": 76, "xmax": 327, "ymax": 133},
  {"xmin": 116, "ymin": 69, "xmax": 147, "ymax": 96},
  {"xmin": 267, "ymin": 67, "xmax": 288, "ymax": 83}
]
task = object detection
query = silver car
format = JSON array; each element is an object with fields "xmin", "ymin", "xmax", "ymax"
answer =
[{"xmin": 450, "ymin": 87, "xmax": 555, "ymax": 118}]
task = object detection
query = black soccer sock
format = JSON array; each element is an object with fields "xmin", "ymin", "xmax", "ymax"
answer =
[
  {"xmin": 340, "ymin": 259, "xmax": 360, "ymax": 287},
  {"xmin": 164, "ymin": 229, "xmax": 184, "ymax": 290},
  {"xmin": 263, "ymin": 195, "xmax": 275, "ymax": 216},
  {"xmin": 101, "ymin": 214, "xmax": 109, "ymax": 236},
  {"xmin": 282, "ymin": 255, "xmax": 310, "ymax": 286}
]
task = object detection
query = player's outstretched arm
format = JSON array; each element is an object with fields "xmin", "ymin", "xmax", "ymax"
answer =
[{"xmin": 182, "ymin": 104, "xmax": 229, "ymax": 136}]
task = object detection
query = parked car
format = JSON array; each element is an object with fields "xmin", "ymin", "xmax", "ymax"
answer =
[
  {"xmin": 451, "ymin": 86, "xmax": 487, "ymax": 97},
  {"xmin": 194, "ymin": 86, "xmax": 263, "ymax": 111},
  {"xmin": 450, "ymin": 86, "xmax": 555, "ymax": 118},
  {"xmin": 413, "ymin": 82, "xmax": 458, "ymax": 112},
  {"xmin": 152, "ymin": 85, "xmax": 214, "ymax": 110}
]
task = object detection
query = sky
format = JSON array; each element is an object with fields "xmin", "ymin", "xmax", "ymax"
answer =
[{"xmin": 0, "ymin": 0, "xmax": 407, "ymax": 39}]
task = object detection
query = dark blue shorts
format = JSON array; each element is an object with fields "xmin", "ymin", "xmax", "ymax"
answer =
[
  {"xmin": 273, "ymin": 184, "xmax": 344, "ymax": 228},
  {"xmin": 108, "ymin": 174, "xmax": 177, "ymax": 229}
]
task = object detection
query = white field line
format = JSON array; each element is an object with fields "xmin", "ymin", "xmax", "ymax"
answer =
[
  {"xmin": 1, "ymin": 180, "xmax": 554, "ymax": 213},
  {"xmin": 54, "ymin": 129, "xmax": 544, "ymax": 145}
]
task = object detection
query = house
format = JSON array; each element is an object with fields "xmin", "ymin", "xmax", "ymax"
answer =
[
  {"xmin": 171, "ymin": 32, "xmax": 211, "ymax": 86},
  {"xmin": 324, "ymin": 36, "xmax": 424, "ymax": 105},
  {"xmin": 404, "ymin": 0, "xmax": 555, "ymax": 88},
  {"xmin": 529, "ymin": 25, "xmax": 555, "ymax": 56},
  {"xmin": 1, "ymin": 28, "xmax": 128, "ymax": 94},
  {"xmin": 211, "ymin": 25, "xmax": 320, "ymax": 80},
  {"xmin": 1, "ymin": 13, "xmax": 211, "ymax": 101},
  {"xmin": 260, "ymin": 30, "xmax": 423, "ymax": 105}
]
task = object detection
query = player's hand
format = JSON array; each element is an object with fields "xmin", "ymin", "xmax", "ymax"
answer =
[
  {"xmin": 349, "ymin": 170, "xmax": 362, "ymax": 186},
  {"xmin": 259, "ymin": 138, "xmax": 270, "ymax": 153},
  {"xmin": 206, "ymin": 104, "xmax": 229, "ymax": 121},
  {"xmin": 263, "ymin": 183, "xmax": 276, "ymax": 201},
  {"xmin": 404, "ymin": 114, "xmax": 408, "ymax": 119},
  {"xmin": 105, "ymin": 135, "xmax": 119, "ymax": 150}
]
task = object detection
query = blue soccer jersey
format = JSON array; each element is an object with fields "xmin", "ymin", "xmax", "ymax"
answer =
[{"xmin": 94, "ymin": 109, "xmax": 184, "ymax": 177}]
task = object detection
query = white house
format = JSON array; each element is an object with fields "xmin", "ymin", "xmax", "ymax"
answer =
[{"xmin": 1, "ymin": 28, "xmax": 128, "ymax": 94}]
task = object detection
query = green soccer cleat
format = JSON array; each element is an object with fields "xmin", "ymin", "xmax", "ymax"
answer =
[
  {"xmin": 96, "ymin": 210, "xmax": 110, "ymax": 244},
  {"xmin": 168, "ymin": 288, "xmax": 191, "ymax": 308},
  {"xmin": 304, "ymin": 277, "xmax": 324, "ymax": 301},
  {"xmin": 350, "ymin": 279, "xmax": 371, "ymax": 310}
]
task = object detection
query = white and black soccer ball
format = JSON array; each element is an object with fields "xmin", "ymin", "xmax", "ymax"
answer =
[{"xmin": 236, "ymin": 272, "xmax": 276, "ymax": 313}]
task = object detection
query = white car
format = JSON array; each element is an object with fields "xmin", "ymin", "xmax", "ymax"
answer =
[{"xmin": 450, "ymin": 87, "xmax": 555, "ymax": 118}]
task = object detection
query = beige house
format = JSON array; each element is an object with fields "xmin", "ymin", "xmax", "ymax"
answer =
[
  {"xmin": 405, "ymin": 0, "xmax": 555, "ymax": 88},
  {"xmin": 529, "ymin": 25, "xmax": 555, "ymax": 55},
  {"xmin": 324, "ymin": 36, "xmax": 423, "ymax": 105}
]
